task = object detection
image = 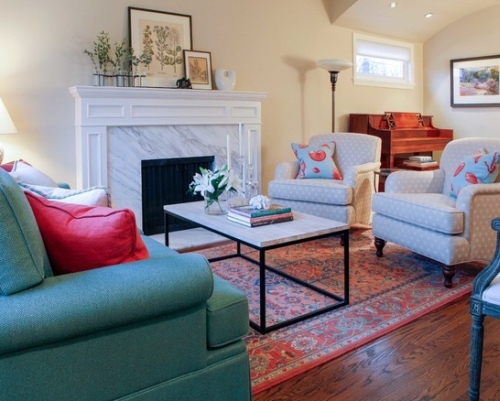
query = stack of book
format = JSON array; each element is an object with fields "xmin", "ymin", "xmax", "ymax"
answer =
[
  {"xmin": 401, "ymin": 155, "xmax": 438, "ymax": 169},
  {"xmin": 227, "ymin": 204, "xmax": 293, "ymax": 227}
]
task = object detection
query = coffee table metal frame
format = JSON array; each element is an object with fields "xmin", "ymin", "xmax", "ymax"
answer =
[{"xmin": 164, "ymin": 202, "xmax": 349, "ymax": 334}]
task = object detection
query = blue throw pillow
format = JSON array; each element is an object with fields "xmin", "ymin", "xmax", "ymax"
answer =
[
  {"xmin": 291, "ymin": 142, "xmax": 342, "ymax": 179},
  {"xmin": 450, "ymin": 149, "xmax": 500, "ymax": 197}
]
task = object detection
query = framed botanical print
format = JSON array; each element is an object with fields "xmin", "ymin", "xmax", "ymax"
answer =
[
  {"xmin": 184, "ymin": 50, "xmax": 213, "ymax": 90},
  {"xmin": 128, "ymin": 7, "xmax": 192, "ymax": 88}
]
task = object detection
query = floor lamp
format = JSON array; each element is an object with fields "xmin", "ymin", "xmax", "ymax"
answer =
[
  {"xmin": 316, "ymin": 59, "xmax": 352, "ymax": 132},
  {"xmin": 0, "ymin": 97, "xmax": 17, "ymax": 164}
]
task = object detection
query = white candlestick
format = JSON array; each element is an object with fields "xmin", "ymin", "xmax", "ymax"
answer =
[
  {"xmin": 226, "ymin": 134, "xmax": 231, "ymax": 170},
  {"xmin": 238, "ymin": 123, "xmax": 243, "ymax": 157},
  {"xmin": 247, "ymin": 130, "xmax": 252, "ymax": 164}
]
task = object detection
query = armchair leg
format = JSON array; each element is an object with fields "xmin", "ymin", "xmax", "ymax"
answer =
[
  {"xmin": 374, "ymin": 237, "xmax": 386, "ymax": 257},
  {"xmin": 469, "ymin": 311, "xmax": 485, "ymax": 401},
  {"xmin": 441, "ymin": 265, "xmax": 456, "ymax": 288}
]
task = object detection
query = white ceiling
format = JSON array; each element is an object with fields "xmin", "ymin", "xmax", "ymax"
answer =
[{"xmin": 330, "ymin": 0, "xmax": 500, "ymax": 42}]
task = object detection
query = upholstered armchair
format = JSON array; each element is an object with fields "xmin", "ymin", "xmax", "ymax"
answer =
[
  {"xmin": 267, "ymin": 133, "xmax": 382, "ymax": 225},
  {"xmin": 372, "ymin": 137, "xmax": 500, "ymax": 287}
]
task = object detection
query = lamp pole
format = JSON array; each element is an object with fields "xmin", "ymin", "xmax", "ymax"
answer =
[
  {"xmin": 316, "ymin": 59, "xmax": 352, "ymax": 133},
  {"xmin": 329, "ymin": 70, "xmax": 339, "ymax": 132}
]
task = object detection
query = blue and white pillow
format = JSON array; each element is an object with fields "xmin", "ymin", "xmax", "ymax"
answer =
[
  {"xmin": 450, "ymin": 149, "xmax": 500, "ymax": 197},
  {"xmin": 19, "ymin": 183, "xmax": 110, "ymax": 207},
  {"xmin": 291, "ymin": 142, "xmax": 342, "ymax": 180}
]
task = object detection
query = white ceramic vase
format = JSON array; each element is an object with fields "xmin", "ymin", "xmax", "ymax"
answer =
[{"xmin": 215, "ymin": 69, "xmax": 236, "ymax": 91}]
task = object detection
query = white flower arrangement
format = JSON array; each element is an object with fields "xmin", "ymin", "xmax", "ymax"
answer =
[{"xmin": 188, "ymin": 165, "xmax": 241, "ymax": 210}]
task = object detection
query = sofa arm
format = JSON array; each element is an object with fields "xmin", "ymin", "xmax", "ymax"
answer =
[
  {"xmin": 274, "ymin": 161, "xmax": 299, "ymax": 180},
  {"xmin": 0, "ymin": 253, "xmax": 213, "ymax": 354},
  {"xmin": 385, "ymin": 169, "xmax": 445, "ymax": 193}
]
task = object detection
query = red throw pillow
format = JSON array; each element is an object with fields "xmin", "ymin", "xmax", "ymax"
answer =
[{"xmin": 25, "ymin": 192, "xmax": 149, "ymax": 275}]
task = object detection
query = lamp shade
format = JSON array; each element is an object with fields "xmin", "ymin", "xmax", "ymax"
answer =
[
  {"xmin": 0, "ymin": 97, "xmax": 17, "ymax": 134},
  {"xmin": 316, "ymin": 59, "xmax": 352, "ymax": 72}
]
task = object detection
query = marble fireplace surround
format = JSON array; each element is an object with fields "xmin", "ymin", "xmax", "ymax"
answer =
[{"xmin": 70, "ymin": 86, "xmax": 267, "ymax": 229}]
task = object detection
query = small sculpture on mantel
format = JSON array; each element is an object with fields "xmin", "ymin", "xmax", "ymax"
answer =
[{"xmin": 176, "ymin": 77, "xmax": 192, "ymax": 89}]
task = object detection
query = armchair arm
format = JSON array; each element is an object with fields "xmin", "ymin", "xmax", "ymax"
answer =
[
  {"xmin": 341, "ymin": 162, "xmax": 380, "ymax": 224},
  {"xmin": 456, "ymin": 182, "xmax": 500, "ymax": 208},
  {"xmin": 343, "ymin": 161, "xmax": 381, "ymax": 188},
  {"xmin": 274, "ymin": 161, "xmax": 299, "ymax": 180},
  {"xmin": 456, "ymin": 183, "xmax": 500, "ymax": 244},
  {"xmin": 0, "ymin": 253, "xmax": 213, "ymax": 354},
  {"xmin": 385, "ymin": 169, "xmax": 445, "ymax": 193}
]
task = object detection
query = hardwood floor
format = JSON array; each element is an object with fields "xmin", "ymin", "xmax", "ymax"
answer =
[{"xmin": 253, "ymin": 295, "xmax": 500, "ymax": 401}]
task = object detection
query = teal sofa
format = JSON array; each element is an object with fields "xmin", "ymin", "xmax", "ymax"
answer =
[{"xmin": 0, "ymin": 169, "xmax": 251, "ymax": 401}]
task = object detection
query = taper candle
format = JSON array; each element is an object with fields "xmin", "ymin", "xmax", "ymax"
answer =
[
  {"xmin": 226, "ymin": 134, "xmax": 231, "ymax": 170},
  {"xmin": 238, "ymin": 123, "xmax": 243, "ymax": 157},
  {"xmin": 247, "ymin": 130, "xmax": 252, "ymax": 163}
]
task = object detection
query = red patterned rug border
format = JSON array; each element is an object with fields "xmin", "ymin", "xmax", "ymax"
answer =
[{"xmin": 251, "ymin": 283, "xmax": 472, "ymax": 394}]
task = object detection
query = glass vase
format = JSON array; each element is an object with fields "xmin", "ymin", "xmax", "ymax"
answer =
[{"xmin": 204, "ymin": 193, "xmax": 228, "ymax": 215}]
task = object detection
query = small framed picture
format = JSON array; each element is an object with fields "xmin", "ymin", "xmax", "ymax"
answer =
[
  {"xmin": 450, "ymin": 54, "xmax": 500, "ymax": 107},
  {"xmin": 184, "ymin": 50, "xmax": 213, "ymax": 90},
  {"xmin": 129, "ymin": 7, "xmax": 192, "ymax": 88}
]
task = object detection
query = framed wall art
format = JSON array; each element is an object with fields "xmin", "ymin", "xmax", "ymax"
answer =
[
  {"xmin": 184, "ymin": 50, "xmax": 213, "ymax": 90},
  {"xmin": 450, "ymin": 54, "xmax": 500, "ymax": 107},
  {"xmin": 128, "ymin": 7, "xmax": 192, "ymax": 88}
]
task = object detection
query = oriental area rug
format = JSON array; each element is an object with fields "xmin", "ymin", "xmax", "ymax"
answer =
[{"xmin": 193, "ymin": 227, "xmax": 483, "ymax": 395}]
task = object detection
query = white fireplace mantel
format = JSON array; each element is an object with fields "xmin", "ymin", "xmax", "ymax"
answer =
[{"xmin": 70, "ymin": 85, "xmax": 267, "ymax": 189}]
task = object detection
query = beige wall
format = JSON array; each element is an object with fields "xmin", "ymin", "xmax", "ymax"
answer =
[
  {"xmin": 423, "ymin": 5, "xmax": 500, "ymax": 139},
  {"xmin": 0, "ymin": 0, "xmax": 423, "ymax": 190}
]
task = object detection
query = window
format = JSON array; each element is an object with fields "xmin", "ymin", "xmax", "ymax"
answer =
[{"xmin": 353, "ymin": 33, "xmax": 415, "ymax": 89}]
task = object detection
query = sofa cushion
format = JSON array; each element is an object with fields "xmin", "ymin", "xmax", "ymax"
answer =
[
  {"xmin": 372, "ymin": 192, "xmax": 464, "ymax": 234},
  {"xmin": 9, "ymin": 160, "xmax": 58, "ymax": 187},
  {"xmin": 450, "ymin": 149, "xmax": 500, "ymax": 197},
  {"xmin": 25, "ymin": 192, "xmax": 149, "ymax": 275},
  {"xmin": 207, "ymin": 275, "xmax": 249, "ymax": 348},
  {"xmin": 291, "ymin": 142, "xmax": 342, "ymax": 180},
  {"xmin": 0, "ymin": 169, "xmax": 48, "ymax": 295},
  {"xmin": 268, "ymin": 178, "xmax": 353, "ymax": 205},
  {"xmin": 19, "ymin": 183, "xmax": 110, "ymax": 207}
]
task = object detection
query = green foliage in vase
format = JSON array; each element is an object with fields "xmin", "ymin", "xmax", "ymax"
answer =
[
  {"xmin": 110, "ymin": 38, "xmax": 127, "ymax": 72},
  {"xmin": 128, "ymin": 46, "xmax": 152, "ymax": 70},
  {"xmin": 83, "ymin": 30, "xmax": 112, "ymax": 71}
]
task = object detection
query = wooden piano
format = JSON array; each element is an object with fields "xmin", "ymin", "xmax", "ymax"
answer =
[{"xmin": 349, "ymin": 112, "xmax": 453, "ymax": 169}]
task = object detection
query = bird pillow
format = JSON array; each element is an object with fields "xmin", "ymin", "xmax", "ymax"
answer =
[
  {"xmin": 292, "ymin": 142, "xmax": 342, "ymax": 180},
  {"xmin": 450, "ymin": 149, "xmax": 500, "ymax": 197}
]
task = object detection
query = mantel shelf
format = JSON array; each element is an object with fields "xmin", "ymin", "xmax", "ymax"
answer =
[
  {"xmin": 70, "ymin": 86, "xmax": 267, "ymax": 128},
  {"xmin": 70, "ymin": 86, "xmax": 267, "ymax": 103}
]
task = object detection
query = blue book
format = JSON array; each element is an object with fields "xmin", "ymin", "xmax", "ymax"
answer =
[{"xmin": 228, "ymin": 204, "xmax": 292, "ymax": 218}]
